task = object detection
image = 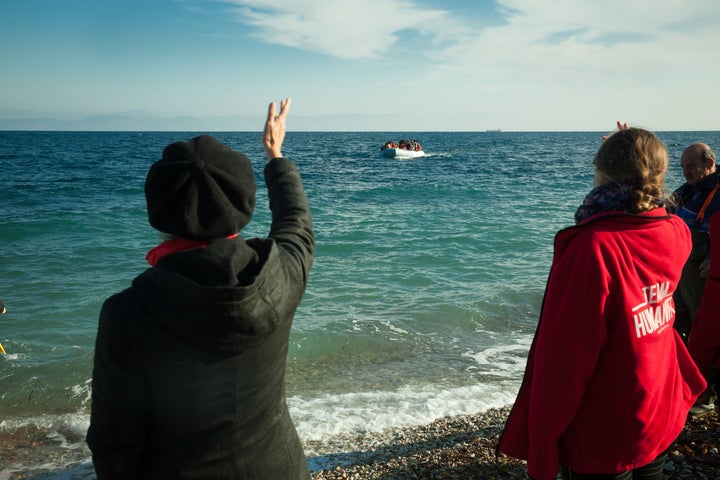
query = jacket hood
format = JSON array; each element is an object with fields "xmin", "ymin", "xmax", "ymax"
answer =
[
  {"xmin": 574, "ymin": 206, "xmax": 671, "ymax": 226},
  {"xmin": 131, "ymin": 237, "xmax": 280, "ymax": 354},
  {"xmin": 553, "ymin": 207, "xmax": 681, "ymax": 263}
]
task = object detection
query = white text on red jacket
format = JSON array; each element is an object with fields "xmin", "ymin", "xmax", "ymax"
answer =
[{"xmin": 631, "ymin": 281, "xmax": 675, "ymax": 338}]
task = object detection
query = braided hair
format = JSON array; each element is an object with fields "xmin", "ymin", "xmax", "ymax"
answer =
[{"xmin": 593, "ymin": 128, "xmax": 667, "ymax": 214}]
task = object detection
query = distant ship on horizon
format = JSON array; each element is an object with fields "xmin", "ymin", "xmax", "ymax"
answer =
[{"xmin": 486, "ymin": 128, "xmax": 502, "ymax": 132}]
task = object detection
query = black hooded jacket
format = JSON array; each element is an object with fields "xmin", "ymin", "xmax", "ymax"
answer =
[{"xmin": 87, "ymin": 158, "xmax": 314, "ymax": 479}]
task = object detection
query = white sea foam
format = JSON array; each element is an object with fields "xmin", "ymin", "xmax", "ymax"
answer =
[
  {"xmin": 463, "ymin": 336, "xmax": 532, "ymax": 378},
  {"xmin": 0, "ymin": 380, "xmax": 521, "ymax": 474},
  {"xmin": 289, "ymin": 380, "xmax": 520, "ymax": 445},
  {"xmin": 0, "ymin": 381, "xmax": 517, "ymax": 444}
]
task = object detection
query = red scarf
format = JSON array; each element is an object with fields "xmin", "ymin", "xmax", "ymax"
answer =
[{"xmin": 146, "ymin": 234, "xmax": 238, "ymax": 266}]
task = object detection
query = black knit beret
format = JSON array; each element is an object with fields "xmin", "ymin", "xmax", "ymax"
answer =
[{"xmin": 144, "ymin": 135, "xmax": 256, "ymax": 240}]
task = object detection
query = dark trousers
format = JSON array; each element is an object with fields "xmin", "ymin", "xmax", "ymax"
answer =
[{"xmin": 560, "ymin": 452, "xmax": 666, "ymax": 480}]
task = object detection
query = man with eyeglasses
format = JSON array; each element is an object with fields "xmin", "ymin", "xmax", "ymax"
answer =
[{"xmin": 669, "ymin": 142, "xmax": 719, "ymax": 417}]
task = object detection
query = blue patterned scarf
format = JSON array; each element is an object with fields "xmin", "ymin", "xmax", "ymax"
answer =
[{"xmin": 575, "ymin": 182, "xmax": 663, "ymax": 224}]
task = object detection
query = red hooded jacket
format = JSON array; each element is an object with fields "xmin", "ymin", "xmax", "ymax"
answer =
[
  {"xmin": 498, "ymin": 208, "xmax": 705, "ymax": 480},
  {"xmin": 687, "ymin": 212, "xmax": 720, "ymax": 376}
]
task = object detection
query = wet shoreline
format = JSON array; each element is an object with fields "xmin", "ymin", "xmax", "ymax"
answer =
[{"xmin": 2, "ymin": 406, "xmax": 719, "ymax": 479}]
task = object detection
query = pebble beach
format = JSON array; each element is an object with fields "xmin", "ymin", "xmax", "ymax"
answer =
[{"xmin": 2, "ymin": 406, "xmax": 719, "ymax": 480}]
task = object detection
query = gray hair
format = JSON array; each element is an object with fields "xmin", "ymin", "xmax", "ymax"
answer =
[{"xmin": 703, "ymin": 145, "xmax": 716, "ymax": 163}]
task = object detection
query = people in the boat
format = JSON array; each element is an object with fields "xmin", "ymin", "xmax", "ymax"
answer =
[{"xmin": 381, "ymin": 139, "xmax": 422, "ymax": 151}]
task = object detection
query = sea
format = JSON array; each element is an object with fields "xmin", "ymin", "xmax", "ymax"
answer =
[{"xmin": 1, "ymin": 129, "xmax": 718, "ymax": 478}]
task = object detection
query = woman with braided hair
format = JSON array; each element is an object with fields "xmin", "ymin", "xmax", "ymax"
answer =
[{"xmin": 498, "ymin": 125, "xmax": 705, "ymax": 480}]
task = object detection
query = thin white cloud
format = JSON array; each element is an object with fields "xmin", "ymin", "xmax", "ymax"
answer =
[
  {"xmin": 430, "ymin": 1, "xmax": 720, "ymax": 86},
  {"xmin": 207, "ymin": 0, "xmax": 720, "ymax": 130},
  {"xmin": 416, "ymin": 0, "xmax": 720, "ymax": 130},
  {"xmin": 216, "ymin": 0, "xmax": 720, "ymax": 79},
  {"xmin": 220, "ymin": 0, "xmax": 449, "ymax": 59}
]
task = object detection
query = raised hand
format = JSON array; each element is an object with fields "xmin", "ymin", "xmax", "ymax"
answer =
[{"xmin": 263, "ymin": 98, "xmax": 291, "ymax": 160}]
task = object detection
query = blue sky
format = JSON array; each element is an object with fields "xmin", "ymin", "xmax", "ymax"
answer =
[{"xmin": 2, "ymin": 0, "xmax": 719, "ymax": 131}]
